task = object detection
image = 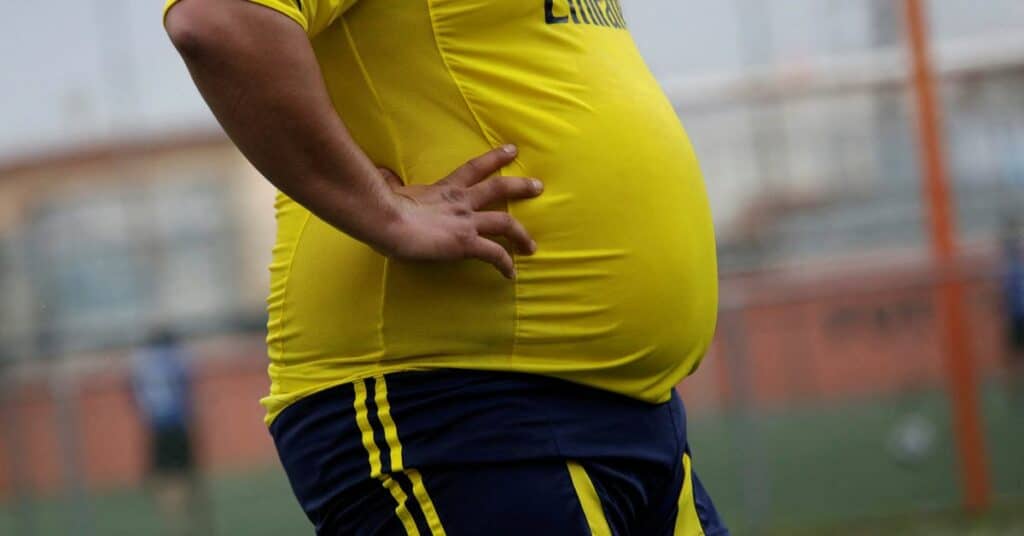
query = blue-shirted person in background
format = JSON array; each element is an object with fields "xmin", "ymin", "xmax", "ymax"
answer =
[
  {"xmin": 1001, "ymin": 216, "xmax": 1024, "ymax": 406},
  {"xmin": 132, "ymin": 328, "xmax": 211, "ymax": 536}
]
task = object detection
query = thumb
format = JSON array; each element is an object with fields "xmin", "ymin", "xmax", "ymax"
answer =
[{"xmin": 378, "ymin": 167, "xmax": 404, "ymax": 189}]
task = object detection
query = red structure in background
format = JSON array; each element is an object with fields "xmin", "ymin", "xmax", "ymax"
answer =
[
  {"xmin": 903, "ymin": 0, "xmax": 991, "ymax": 513},
  {"xmin": 0, "ymin": 255, "xmax": 1011, "ymax": 499},
  {"xmin": 0, "ymin": 343, "xmax": 279, "ymax": 497}
]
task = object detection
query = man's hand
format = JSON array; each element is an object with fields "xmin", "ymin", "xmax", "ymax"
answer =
[{"xmin": 378, "ymin": 145, "xmax": 543, "ymax": 279}]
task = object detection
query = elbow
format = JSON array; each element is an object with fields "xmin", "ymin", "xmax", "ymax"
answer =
[{"xmin": 165, "ymin": 1, "xmax": 223, "ymax": 59}]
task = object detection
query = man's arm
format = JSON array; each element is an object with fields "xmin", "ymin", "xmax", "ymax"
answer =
[{"xmin": 165, "ymin": 0, "xmax": 541, "ymax": 278}]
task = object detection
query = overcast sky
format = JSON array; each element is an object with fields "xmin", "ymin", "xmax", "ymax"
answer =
[{"xmin": 2, "ymin": 0, "xmax": 1022, "ymax": 163}]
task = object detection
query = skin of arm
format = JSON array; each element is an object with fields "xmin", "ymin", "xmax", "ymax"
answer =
[{"xmin": 165, "ymin": 0, "xmax": 542, "ymax": 278}]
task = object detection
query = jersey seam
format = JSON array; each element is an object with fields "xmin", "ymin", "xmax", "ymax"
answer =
[
  {"xmin": 342, "ymin": 19, "xmax": 407, "ymax": 360},
  {"xmin": 274, "ymin": 210, "xmax": 314, "ymax": 395},
  {"xmin": 341, "ymin": 20, "xmax": 410, "ymax": 180},
  {"xmin": 425, "ymin": 0, "xmax": 521, "ymax": 360}
]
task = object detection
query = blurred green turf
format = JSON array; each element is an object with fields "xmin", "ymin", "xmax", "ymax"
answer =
[
  {"xmin": 0, "ymin": 466, "xmax": 309, "ymax": 535},
  {"xmin": 1, "ymin": 383, "xmax": 1021, "ymax": 535},
  {"xmin": 771, "ymin": 500, "xmax": 1024, "ymax": 536},
  {"xmin": 688, "ymin": 381, "xmax": 1024, "ymax": 534}
]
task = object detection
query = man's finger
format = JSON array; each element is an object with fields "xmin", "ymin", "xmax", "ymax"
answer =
[
  {"xmin": 474, "ymin": 212, "xmax": 536, "ymax": 255},
  {"xmin": 446, "ymin": 145, "xmax": 518, "ymax": 187},
  {"xmin": 378, "ymin": 167, "xmax": 404, "ymax": 189},
  {"xmin": 468, "ymin": 177, "xmax": 543, "ymax": 209},
  {"xmin": 467, "ymin": 236, "xmax": 517, "ymax": 279}
]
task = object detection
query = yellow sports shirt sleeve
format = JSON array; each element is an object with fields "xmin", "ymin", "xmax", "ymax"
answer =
[
  {"xmin": 163, "ymin": 0, "xmax": 357, "ymax": 37},
  {"xmin": 300, "ymin": 0, "xmax": 360, "ymax": 37}
]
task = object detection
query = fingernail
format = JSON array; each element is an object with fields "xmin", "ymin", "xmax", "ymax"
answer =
[
  {"xmin": 531, "ymin": 179, "xmax": 543, "ymax": 192},
  {"xmin": 503, "ymin": 144, "xmax": 517, "ymax": 155},
  {"xmin": 530, "ymin": 240, "xmax": 538, "ymax": 253}
]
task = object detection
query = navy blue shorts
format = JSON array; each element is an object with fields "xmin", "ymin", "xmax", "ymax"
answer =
[{"xmin": 270, "ymin": 370, "xmax": 729, "ymax": 535}]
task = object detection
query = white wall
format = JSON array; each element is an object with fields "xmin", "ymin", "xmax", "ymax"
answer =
[{"xmin": 1, "ymin": 0, "xmax": 1023, "ymax": 161}]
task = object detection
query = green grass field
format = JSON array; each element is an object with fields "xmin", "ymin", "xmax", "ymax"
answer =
[
  {"xmin": 687, "ymin": 382, "xmax": 1024, "ymax": 534},
  {"xmin": 2, "ymin": 384, "xmax": 1021, "ymax": 535},
  {"xmin": 775, "ymin": 504, "xmax": 1024, "ymax": 536},
  {"xmin": 0, "ymin": 467, "xmax": 306, "ymax": 535}
]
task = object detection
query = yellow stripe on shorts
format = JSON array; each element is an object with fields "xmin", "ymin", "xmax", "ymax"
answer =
[
  {"xmin": 567, "ymin": 461, "xmax": 612, "ymax": 536},
  {"xmin": 375, "ymin": 376, "xmax": 447, "ymax": 536},
  {"xmin": 674, "ymin": 453, "xmax": 704, "ymax": 536},
  {"xmin": 374, "ymin": 375, "xmax": 405, "ymax": 472},
  {"xmin": 406, "ymin": 468, "xmax": 447, "ymax": 536},
  {"xmin": 353, "ymin": 379, "xmax": 419, "ymax": 535}
]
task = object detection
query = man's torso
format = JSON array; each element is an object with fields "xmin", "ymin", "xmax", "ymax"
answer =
[{"xmin": 260, "ymin": 0, "xmax": 719, "ymax": 422}]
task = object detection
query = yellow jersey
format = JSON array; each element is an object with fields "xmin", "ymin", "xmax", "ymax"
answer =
[{"xmin": 165, "ymin": 0, "xmax": 718, "ymax": 425}]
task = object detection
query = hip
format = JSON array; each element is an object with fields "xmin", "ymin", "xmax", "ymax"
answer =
[{"xmin": 269, "ymin": 369, "xmax": 688, "ymax": 516}]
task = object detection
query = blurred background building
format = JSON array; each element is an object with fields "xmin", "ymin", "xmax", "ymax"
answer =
[{"xmin": 1, "ymin": 0, "xmax": 1023, "ymax": 534}]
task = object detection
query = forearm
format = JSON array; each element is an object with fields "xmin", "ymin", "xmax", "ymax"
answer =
[
  {"xmin": 166, "ymin": 0, "xmax": 542, "ymax": 278},
  {"xmin": 165, "ymin": 0, "xmax": 400, "ymax": 249}
]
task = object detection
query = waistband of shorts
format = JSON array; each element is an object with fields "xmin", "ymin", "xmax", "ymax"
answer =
[{"xmin": 272, "ymin": 369, "xmax": 684, "ymax": 470}]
